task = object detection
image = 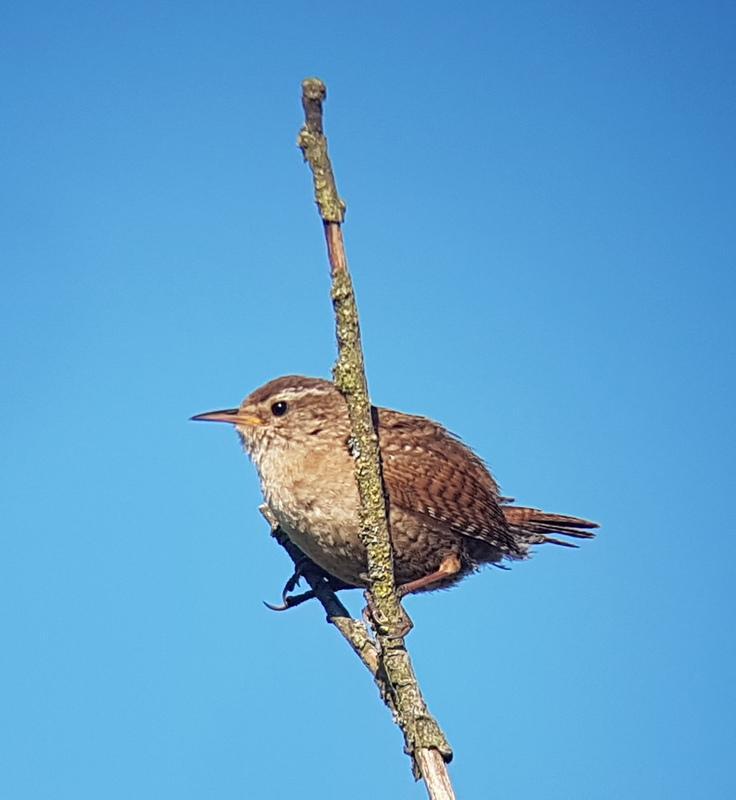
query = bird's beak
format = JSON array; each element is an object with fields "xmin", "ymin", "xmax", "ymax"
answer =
[{"xmin": 190, "ymin": 408, "xmax": 264, "ymax": 426}]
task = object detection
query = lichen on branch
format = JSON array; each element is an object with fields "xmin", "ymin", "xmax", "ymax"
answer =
[{"xmin": 295, "ymin": 76, "xmax": 455, "ymax": 794}]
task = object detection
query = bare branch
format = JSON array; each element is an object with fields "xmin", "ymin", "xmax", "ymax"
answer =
[{"xmin": 296, "ymin": 77, "xmax": 455, "ymax": 799}]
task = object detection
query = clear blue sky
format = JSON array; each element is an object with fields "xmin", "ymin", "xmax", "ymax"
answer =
[{"xmin": 2, "ymin": 2, "xmax": 734, "ymax": 798}]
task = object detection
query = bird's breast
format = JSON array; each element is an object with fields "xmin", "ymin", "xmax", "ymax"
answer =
[{"xmin": 255, "ymin": 439, "xmax": 368, "ymax": 586}]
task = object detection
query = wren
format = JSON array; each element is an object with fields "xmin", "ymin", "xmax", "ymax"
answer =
[{"xmin": 193, "ymin": 375, "xmax": 597, "ymax": 595}]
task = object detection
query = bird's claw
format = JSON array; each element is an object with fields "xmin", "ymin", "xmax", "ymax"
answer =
[
  {"xmin": 264, "ymin": 556, "xmax": 357, "ymax": 612},
  {"xmin": 363, "ymin": 591, "xmax": 414, "ymax": 639},
  {"xmin": 263, "ymin": 589, "xmax": 317, "ymax": 612},
  {"xmin": 282, "ymin": 570, "xmax": 302, "ymax": 596},
  {"xmin": 263, "ymin": 557, "xmax": 317, "ymax": 612}
]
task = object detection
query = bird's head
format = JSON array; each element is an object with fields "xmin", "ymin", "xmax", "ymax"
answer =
[{"xmin": 192, "ymin": 375, "xmax": 349, "ymax": 461}]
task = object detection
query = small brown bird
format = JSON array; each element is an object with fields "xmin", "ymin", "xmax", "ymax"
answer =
[{"xmin": 193, "ymin": 376, "xmax": 597, "ymax": 596}]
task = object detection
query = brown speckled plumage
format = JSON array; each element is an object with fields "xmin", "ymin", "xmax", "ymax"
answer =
[{"xmin": 194, "ymin": 376, "xmax": 597, "ymax": 593}]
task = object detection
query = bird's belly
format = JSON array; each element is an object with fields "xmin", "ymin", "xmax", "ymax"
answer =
[
  {"xmin": 270, "ymin": 500, "xmax": 471, "ymax": 590},
  {"xmin": 275, "ymin": 514, "xmax": 368, "ymax": 587}
]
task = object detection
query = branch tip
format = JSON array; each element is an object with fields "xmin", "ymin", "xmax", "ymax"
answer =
[
  {"xmin": 297, "ymin": 76, "xmax": 346, "ymax": 224},
  {"xmin": 301, "ymin": 77, "xmax": 326, "ymax": 102}
]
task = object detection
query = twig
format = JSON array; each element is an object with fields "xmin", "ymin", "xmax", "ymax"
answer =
[{"xmin": 296, "ymin": 77, "xmax": 455, "ymax": 800}]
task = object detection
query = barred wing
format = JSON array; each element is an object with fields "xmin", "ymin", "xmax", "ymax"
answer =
[{"xmin": 375, "ymin": 407, "xmax": 521, "ymax": 556}]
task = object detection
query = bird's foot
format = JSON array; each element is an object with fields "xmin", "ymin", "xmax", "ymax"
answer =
[
  {"xmin": 264, "ymin": 589, "xmax": 317, "ymax": 612},
  {"xmin": 363, "ymin": 591, "xmax": 414, "ymax": 639},
  {"xmin": 264, "ymin": 557, "xmax": 354, "ymax": 612},
  {"xmin": 263, "ymin": 555, "xmax": 315, "ymax": 611}
]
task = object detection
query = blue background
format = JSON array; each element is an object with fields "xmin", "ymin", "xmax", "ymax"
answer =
[{"xmin": 2, "ymin": 2, "xmax": 734, "ymax": 798}]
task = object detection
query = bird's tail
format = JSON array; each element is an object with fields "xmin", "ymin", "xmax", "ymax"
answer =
[{"xmin": 501, "ymin": 504, "xmax": 598, "ymax": 550}]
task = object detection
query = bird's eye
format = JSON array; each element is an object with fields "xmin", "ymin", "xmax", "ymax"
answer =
[{"xmin": 271, "ymin": 401, "xmax": 288, "ymax": 417}]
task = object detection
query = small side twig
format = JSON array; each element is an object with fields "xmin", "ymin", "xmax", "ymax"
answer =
[{"xmin": 296, "ymin": 77, "xmax": 455, "ymax": 800}]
